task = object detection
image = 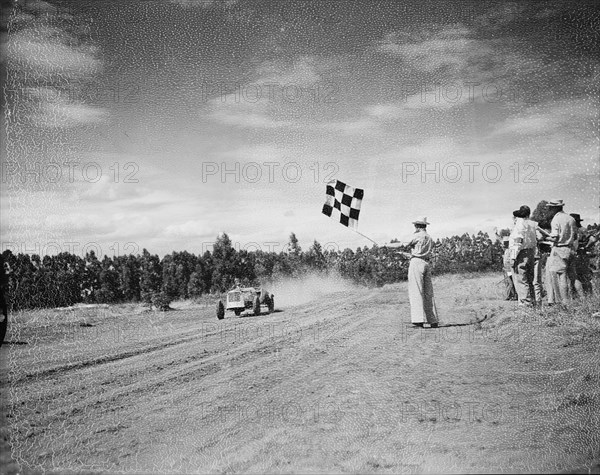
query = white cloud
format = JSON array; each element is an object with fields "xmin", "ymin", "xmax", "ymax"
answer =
[
  {"xmin": 322, "ymin": 118, "xmax": 379, "ymax": 134},
  {"xmin": 378, "ymin": 26, "xmax": 493, "ymax": 74},
  {"xmin": 8, "ymin": 25, "xmax": 101, "ymax": 78},
  {"xmin": 204, "ymin": 55, "xmax": 326, "ymax": 129},
  {"xmin": 492, "ymin": 98, "xmax": 600, "ymax": 136},
  {"xmin": 7, "ymin": 22, "xmax": 107, "ymax": 128},
  {"xmin": 257, "ymin": 55, "xmax": 323, "ymax": 88},
  {"xmin": 209, "ymin": 108, "xmax": 293, "ymax": 129},
  {"xmin": 365, "ymin": 103, "xmax": 417, "ymax": 120},
  {"xmin": 26, "ymin": 87, "xmax": 108, "ymax": 128},
  {"xmin": 163, "ymin": 220, "xmax": 216, "ymax": 239}
]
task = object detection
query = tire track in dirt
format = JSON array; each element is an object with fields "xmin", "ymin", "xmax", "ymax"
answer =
[
  {"xmin": 6, "ymin": 289, "xmax": 373, "ymax": 469},
  {"xmin": 5, "ymin": 277, "xmax": 600, "ymax": 473},
  {"xmin": 10, "ymin": 330, "xmax": 208, "ymax": 383},
  {"xmin": 136, "ymin": 288, "xmax": 408, "ymax": 472}
]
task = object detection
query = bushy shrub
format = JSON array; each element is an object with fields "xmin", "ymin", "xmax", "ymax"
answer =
[{"xmin": 151, "ymin": 291, "xmax": 173, "ymax": 311}]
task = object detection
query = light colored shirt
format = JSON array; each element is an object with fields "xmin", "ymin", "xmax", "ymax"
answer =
[
  {"xmin": 503, "ymin": 248, "xmax": 513, "ymax": 275},
  {"xmin": 509, "ymin": 218, "xmax": 537, "ymax": 258},
  {"xmin": 550, "ymin": 211, "xmax": 577, "ymax": 248},
  {"xmin": 408, "ymin": 229, "xmax": 435, "ymax": 259}
]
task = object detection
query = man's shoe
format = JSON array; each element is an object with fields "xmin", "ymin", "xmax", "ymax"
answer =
[
  {"xmin": 412, "ymin": 322, "xmax": 424, "ymax": 328},
  {"xmin": 429, "ymin": 323, "xmax": 439, "ymax": 329}
]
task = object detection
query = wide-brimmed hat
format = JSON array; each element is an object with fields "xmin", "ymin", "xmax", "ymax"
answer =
[
  {"xmin": 512, "ymin": 205, "xmax": 530, "ymax": 218},
  {"xmin": 570, "ymin": 213, "xmax": 583, "ymax": 223},
  {"xmin": 412, "ymin": 217, "xmax": 430, "ymax": 226},
  {"xmin": 546, "ymin": 199, "xmax": 565, "ymax": 207}
]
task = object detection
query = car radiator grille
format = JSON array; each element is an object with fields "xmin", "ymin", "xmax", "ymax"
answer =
[{"xmin": 228, "ymin": 293, "xmax": 241, "ymax": 303}]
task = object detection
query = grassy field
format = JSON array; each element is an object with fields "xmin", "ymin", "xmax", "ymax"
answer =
[{"xmin": 1, "ymin": 272, "xmax": 599, "ymax": 474}]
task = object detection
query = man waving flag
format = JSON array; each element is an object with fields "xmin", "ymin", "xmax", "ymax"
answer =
[{"xmin": 322, "ymin": 179, "xmax": 364, "ymax": 230}]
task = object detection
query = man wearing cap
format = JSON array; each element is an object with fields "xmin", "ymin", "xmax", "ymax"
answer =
[
  {"xmin": 544, "ymin": 200, "xmax": 577, "ymax": 304},
  {"xmin": 571, "ymin": 213, "xmax": 595, "ymax": 296},
  {"xmin": 508, "ymin": 205, "xmax": 537, "ymax": 306},
  {"xmin": 384, "ymin": 217, "xmax": 439, "ymax": 328}
]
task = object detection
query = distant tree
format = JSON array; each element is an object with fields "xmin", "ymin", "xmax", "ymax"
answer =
[
  {"xmin": 161, "ymin": 254, "xmax": 179, "ymax": 301},
  {"xmin": 96, "ymin": 256, "xmax": 122, "ymax": 303},
  {"xmin": 54, "ymin": 252, "xmax": 86, "ymax": 306},
  {"xmin": 288, "ymin": 232, "xmax": 302, "ymax": 255},
  {"xmin": 211, "ymin": 233, "xmax": 240, "ymax": 291},
  {"xmin": 188, "ymin": 264, "xmax": 205, "ymax": 299},
  {"xmin": 305, "ymin": 240, "xmax": 327, "ymax": 272},
  {"xmin": 140, "ymin": 249, "xmax": 162, "ymax": 305},
  {"xmin": 201, "ymin": 250, "xmax": 214, "ymax": 294},
  {"xmin": 82, "ymin": 251, "xmax": 102, "ymax": 303},
  {"xmin": 175, "ymin": 251, "xmax": 196, "ymax": 299},
  {"xmin": 253, "ymin": 250, "xmax": 276, "ymax": 282},
  {"xmin": 120, "ymin": 254, "xmax": 141, "ymax": 302}
]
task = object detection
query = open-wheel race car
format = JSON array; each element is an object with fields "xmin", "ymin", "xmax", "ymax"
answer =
[{"xmin": 216, "ymin": 286, "xmax": 274, "ymax": 319}]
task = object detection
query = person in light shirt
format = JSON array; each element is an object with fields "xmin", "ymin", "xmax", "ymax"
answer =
[
  {"xmin": 502, "ymin": 236, "xmax": 518, "ymax": 301},
  {"xmin": 539, "ymin": 200, "xmax": 578, "ymax": 304},
  {"xmin": 508, "ymin": 205, "xmax": 538, "ymax": 307},
  {"xmin": 384, "ymin": 217, "xmax": 439, "ymax": 328}
]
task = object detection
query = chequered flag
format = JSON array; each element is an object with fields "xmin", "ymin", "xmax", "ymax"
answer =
[{"xmin": 322, "ymin": 179, "xmax": 364, "ymax": 229}]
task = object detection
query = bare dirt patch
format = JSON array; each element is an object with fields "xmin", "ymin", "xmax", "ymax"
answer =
[{"xmin": 1, "ymin": 273, "xmax": 599, "ymax": 473}]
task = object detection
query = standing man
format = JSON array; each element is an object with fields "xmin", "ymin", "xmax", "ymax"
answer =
[
  {"xmin": 545, "ymin": 200, "xmax": 578, "ymax": 304},
  {"xmin": 570, "ymin": 213, "xmax": 595, "ymax": 296},
  {"xmin": 0, "ymin": 255, "xmax": 8, "ymax": 348},
  {"xmin": 534, "ymin": 225, "xmax": 554, "ymax": 305},
  {"xmin": 509, "ymin": 205, "xmax": 537, "ymax": 306},
  {"xmin": 502, "ymin": 236, "xmax": 518, "ymax": 301},
  {"xmin": 384, "ymin": 217, "xmax": 439, "ymax": 328}
]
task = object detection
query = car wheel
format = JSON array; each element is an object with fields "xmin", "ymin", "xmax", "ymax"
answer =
[
  {"xmin": 268, "ymin": 294, "xmax": 275, "ymax": 313},
  {"xmin": 253, "ymin": 296, "xmax": 261, "ymax": 316},
  {"xmin": 234, "ymin": 309, "xmax": 242, "ymax": 317},
  {"xmin": 216, "ymin": 300, "xmax": 225, "ymax": 320}
]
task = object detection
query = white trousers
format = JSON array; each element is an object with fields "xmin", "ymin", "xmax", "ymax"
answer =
[{"xmin": 408, "ymin": 257, "xmax": 439, "ymax": 324}]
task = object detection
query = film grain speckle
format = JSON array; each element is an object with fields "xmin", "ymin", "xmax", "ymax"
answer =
[{"xmin": 1, "ymin": 1, "xmax": 599, "ymax": 473}]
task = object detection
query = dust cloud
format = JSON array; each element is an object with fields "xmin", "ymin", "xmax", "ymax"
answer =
[{"xmin": 264, "ymin": 273, "xmax": 358, "ymax": 308}]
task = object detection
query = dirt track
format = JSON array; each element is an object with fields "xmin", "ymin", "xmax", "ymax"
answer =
[{"xmin": 1, "ymin": 273, "xmax": 599, "ymax": 473}]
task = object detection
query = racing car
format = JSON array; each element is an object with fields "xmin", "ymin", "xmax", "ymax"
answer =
[{"xmin": 216, "ymin": 286, "xmax": 274, "ymax": 319}]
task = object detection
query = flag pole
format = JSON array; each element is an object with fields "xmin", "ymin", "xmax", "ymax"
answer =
[{"xmin": 352, "ymin": 228, "xmax": 379, "ymax": 246}]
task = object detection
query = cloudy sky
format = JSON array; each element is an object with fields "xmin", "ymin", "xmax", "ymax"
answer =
[{"xmin": 1, "ymin": 0, "xmax": 598, "ymax": 257}]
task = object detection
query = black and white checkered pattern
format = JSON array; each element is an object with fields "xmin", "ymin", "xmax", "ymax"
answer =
[{"xmin": 322, "ymin": 180, "xmax": 364, "ymax": 229}]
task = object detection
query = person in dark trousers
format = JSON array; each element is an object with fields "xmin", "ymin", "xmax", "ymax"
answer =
[
  {"xmin": 0, "ymin": 255, "xmax": 8, "ymax": 347},
  {"xmin": 570, "ymin": 213, "xmax": 595, "ymax": 296},
  {"xmin": 509, "ymin": 205, "xmax": 537, "ymax": 307}
]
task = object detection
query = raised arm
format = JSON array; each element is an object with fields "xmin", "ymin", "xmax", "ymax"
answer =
[
  {"xmin": 381, "ymin": 242, "xmax": 405, "ymax": 249},
  {"xmin": 381, "ymin": 241, "xmax": 412, "ymax": 259},
  {"xmin": 536, "ymin": 226, "xmax": 553, "ymax": 238}
]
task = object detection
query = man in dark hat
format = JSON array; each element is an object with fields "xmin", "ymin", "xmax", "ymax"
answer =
[
  {"xmin": 544, "ymin": 200, "xmax": 577, "ymax": 304},
  {"xmin": 508, "ymin": 205, "xmax": 537, "ymax": 306},
  {"xmin": 531, "ymin": 202, "xmax": 555, "ymax": 305},
  {"xmin": 570, "ymin": 213, "xmax": 595, "ymax": 296}
]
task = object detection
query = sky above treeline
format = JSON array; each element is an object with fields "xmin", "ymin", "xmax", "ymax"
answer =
[{"xmin": 1, "ymin": 0, "xmax": 599, "ymax": 257}]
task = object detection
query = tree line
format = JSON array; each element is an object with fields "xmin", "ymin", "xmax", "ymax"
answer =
[{"xmin": 0, "ymin": 231, "xmax": 526, "ymax": 311}]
